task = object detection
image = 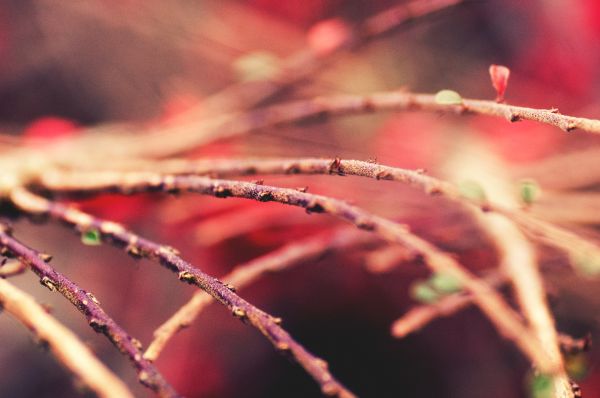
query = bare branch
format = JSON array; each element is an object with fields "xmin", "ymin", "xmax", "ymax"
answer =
[
  {"xmin": 145, "ymin": 228, "xmax": 372, "ymax": 361},
  {"xmin": 41, "ymin": 158, "xmax": 600, "ymax": 274},
  {"xmin": 24, "ymin": 177, "xmax": 556, "ymax": 372},
  {"xmin": 0, "ymin": 278, "xmax": 135, "ymax": 398},
  {"xmin": 10, "ymin": 188, "xmax": 357, "ymax": 398},
  {"xmin": 0, "ymin": 224, "xmax": 180, "ymax": 398}
]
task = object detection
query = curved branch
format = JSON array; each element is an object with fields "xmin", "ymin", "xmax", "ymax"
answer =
[
  {"xmin": 10, "ymin": 188, "xmax": 356, "ymax": 398},
  {"xmin": 0, "ymin": 278, "xmax": 135, "ymax": 398},
  {"xmin": 0, "ymin": 224, "xmax": 180, "ymax": 398},
  {"xmin": 26, "ymin": 176, "xmax": 556, "ymax": 373},
  {"xmin": 41, "ymin": 158, "xmax": 600, "ymax": 273}
]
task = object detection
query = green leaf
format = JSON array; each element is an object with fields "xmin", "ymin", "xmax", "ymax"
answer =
[
  {"xmin": 429, "ymin": 272, "xmax": 462, "ymax": 294},
  {"xmin": 410, "ymin": 280, "xmax": 440, "ymax": 304},
  {"xmin": 434, "ymin": 89, "xmax": 463, "ymax": 105},
  {"xmin": 458, "ymin": 180, "xmax": 487, "ymax": 202},
  {"xmin": 519, "ymin": 179, "xmax": 541, "ymax": 205},
  {"xmin": 81, "ymin": 229, "xmax": 101, "ymax": 246},
  {"xmin": 529, "ymin": 373, "xmax": 554, "ymax": 398}
]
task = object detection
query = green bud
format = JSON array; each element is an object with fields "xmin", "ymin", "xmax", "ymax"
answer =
[
  {"xmin": 458, "ymin": 180, "xmax": 487, "ymax": 202},
  {"xmin": 528, "ymin": 373, "xmax": 554, "ymax": 398},
  {"xmin": 429, "ymin": 272, "xmax": 463, "ymax": 294},
  {"xmin": 519, "ymin": 179, "xmax": 541, "ymax": 205},
  {"xmin": 410, "ymin": 280, "xmax": 440, "ymax": 304},
  {"xmin": 81, "ymin": 229, "xmax": 101, "ymax": 246},
  {"xmin": 434, "ymin": 89, "xmax": 463, "ymax": 105}
]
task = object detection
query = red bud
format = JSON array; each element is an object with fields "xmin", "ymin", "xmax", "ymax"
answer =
[{"xmin": 489, "ymin": 64, "xmax": 510, "ymax": 102}]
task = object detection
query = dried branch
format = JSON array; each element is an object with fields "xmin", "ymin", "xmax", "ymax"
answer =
[
  {"xmin": 10, "ymin": 188, "xmax": 356, "ymax": 398},
  {"xmin": 41, "ymin": 158, "xmax": 600, "ymax": 274},
  {"xmin": 0, "ymin": 224, "xmax": 180, "ymax": 398},
  {"xmin": 145, "ymin": 229, "xmax": 372, "ymax": 361},
  {"xmin": 27, "ymin": 176, "xmax": 556, "ymax": 372},
  {"xmin": 0, "ymin": 278, "xmax": 135, "ymax": 398}
]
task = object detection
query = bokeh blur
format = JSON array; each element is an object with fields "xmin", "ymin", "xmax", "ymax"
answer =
[{"xmin": 1, "ymin": 1, "xmax": 600, "ymax": 397}]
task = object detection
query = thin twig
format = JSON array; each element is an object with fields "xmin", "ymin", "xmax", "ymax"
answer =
[
  {"xmin": 145, "ymin": 229, "xmax": 372, "ymax": 361},
  {"xmin": 9, "ymin": 188, "xmax": 356, "ymax": 398},
  {"xmin": 391, "ymin": 271, "xmax": 506, "ymax": 338},
  {"xmin": 122, "ymin": 91, "xmax": 600, "ymax": 158},
  {"xmin": 0, "ymin": 259, "xmax": 27, "ymax": 277},
  {"xmin": 0, "ymin": 224, "xmax": 180, "ymax": 398},
  {"xmin": 0, "ymin": 278, "xmax": 135, "ymax": 398},
  {"xmin": 41, "ymin": 158, "xmax": 600, "ymax": 273},
  {"xmin": 26, "ymin": 176, "xmax": 556, "ymax": 372}
]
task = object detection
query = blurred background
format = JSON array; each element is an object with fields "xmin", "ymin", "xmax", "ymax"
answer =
[{"xmin": 0, "ymin": 0, "xmax": 600, "ymax": 397}]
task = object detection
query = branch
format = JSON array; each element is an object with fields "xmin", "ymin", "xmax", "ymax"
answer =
[
  {"xmin": 173, "ymin": 0, "xmax": 466, "ymax": 115},
  {"xmin": 125, "ymin": 91, "xmax": 600, "ymax": 158},
  {"xmin": 391, "ymin": 271, "xmax": 505, "ymax": 338},
  {"xmin": 445, "ymin": 139, "xmax": 572, "ymax": 396},
  {"xmin": 145, "ymin": 229, "xmax": 372, "ymax": 361},
  {"xmin": 391, "ymin": 275, "xmax": 591, "ymax": 357},
  {"xmin": 25, "ymin": 177, "xmax": 556, "ymax": 372},
  {"xmin": 10, "ymin": 188, "xmax": 356, "ymax": 398},
  {"xmin": 0, "ymin": 278, "xmax": 135, "ymax": 398},
  {"xmin": 0, "ymin": 224, "xmax": 180, "ymax": 398},
  {"xmin": 41, "ymin": 158, "xmax": 600, "ymax": 274}
]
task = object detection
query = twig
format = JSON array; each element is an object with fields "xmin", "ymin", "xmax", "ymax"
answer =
[
  {"xmin": 122, "ymin": 90, "xmax": 600, "ymax": 158},
  {"xmin": 0, "ymin": 278, "xmax": 135, "ymax": 398},
  {"xmin": 26, "ymin": 176, "xmax": 556, "ymax": 372},
  {"xmin": 0, "ymin": 224, "xmax": 180, "ymax": 398},
  {"xmin": 0, "ymin": 258, "xmax": 27, "ymax": 277},
  {"xmin": 186, "ymin": 0, "xmax": 466, "ymax": 115},
  {"xmin": 9, "ymin": 188, "xmax": 356, "ymax": 398},
  {"xmin": 391, "ymin": 271, "xmax": 506, "ymax": 338},
  {"xmin": 512, "ymin": 147, "xmax": 600, "ymax": 190},
  {"xmin": 445, "ymin": 137, "xmax": 572, "ymax": 396},
  {"xmin": 391, "ymin": 275, "xmax": 591, "ymax": 357},
  {"xmin": 145, "ymin": 229, "xmax": 372, "ymax": 361},
  {"xmin": 41, "ymin": 158, "xmax": 600, "ymax": 273}
]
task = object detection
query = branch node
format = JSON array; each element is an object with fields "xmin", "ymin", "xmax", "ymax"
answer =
[{"xmin": 40, "ymin": 276, "xmax": 57, "ymax": 292}]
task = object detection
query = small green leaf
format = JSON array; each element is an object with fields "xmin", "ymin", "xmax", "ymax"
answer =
[
  {"xmin": 410, "ymin": 280, "xmax": 440, "ymax": 304},
  {"xmin": 529, "ymin": 373, "xmax": 554, "ymax": 398},
  {"xmin": 434, "ymin": 89, "xmax": 463, "ymax": 105},
  {"xmin": 519, "ymin": 179, "xmax": 541, "ymax": 205},
  {"xmin": 429, "ymin": 272, "xmax": 463, "ymax": 294},
  {"xmin": 458, "ymin": 180, "xmax": 487, "ymax": 202},
  {"xmin": 81, "ymin": 229, "xmax": 101, "ymax": 246}
]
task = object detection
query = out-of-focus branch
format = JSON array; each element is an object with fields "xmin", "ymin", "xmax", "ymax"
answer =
[
  {"xmin": 445, "ymin": 137, "xmax": 572, "ymax": 397},
  {"xmin": 120, "ymin": 91, "xmax": 600, "ymax": 158},
  {"xmin": 26, "ymin": 176, "xmax": 555, "ymax": 372},
  {"xmin": 145, "ymin": 229, "xmax": 373, "ymax": 361},
  {"xmin": 0, "ymin": 224, "xmax": 180, "ymax": 398},
  {"xmin": 197, "ymin": 0, "xmax": 466, "ymax": 114},
  {"xmin": 10, "ymin": 188, "xmax": 356, "ymax": 398},
  {"xmin": 0, "ymin": 278, "xmax": 135, "ymax": 398}
]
